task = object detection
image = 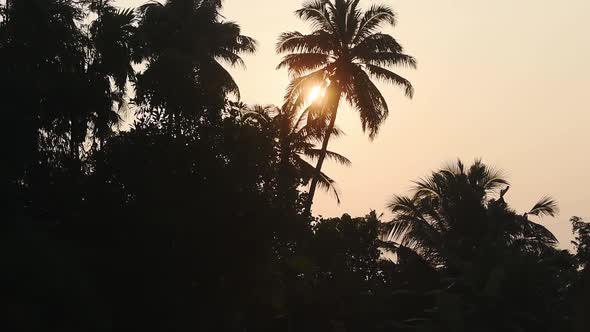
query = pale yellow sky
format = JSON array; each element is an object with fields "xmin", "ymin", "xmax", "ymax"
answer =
[{"xmin": 117, "ymin": 0, "xmax": 590, "ymax": 247}]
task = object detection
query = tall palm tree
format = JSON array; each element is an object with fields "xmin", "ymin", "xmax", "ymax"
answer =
[
  {"xmin": 277, "ymin": 0, "xmax": 416, "ymax": 213},
  {"xmin": 384, "ymin": 159, "xmax": 558, "ymax": 267},
  {"xmin": 134, "ymin": 0, "xmax": 256, "ymax": 128},
  {"xmin": 242, "ymin": 102, "xmax": 351, "ymax": 203}
]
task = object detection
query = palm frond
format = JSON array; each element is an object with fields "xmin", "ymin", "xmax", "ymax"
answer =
[
  {"xmin": 412, "ymin": 176, "xmax": 444, "ymax": 199},
  {"xmin": 352, "ymin": 33, "xmax": 403, "ymax": 55},
  {"xmin": 387, "ymin": 194, "xmax": 441, "ymax": 251},
  {"xmin": 528, "ymin": 197, "xmax": 559, "ymax": 218},
  {"xmin": 352, "ymin": 4, "xmax": 396, "ymax": 44},
  {"xmin": 316, "ymin": 169, "xmax": 342, "ymax": 204},
  {"xmin": 295, "ymin": 0, "xmax": 335, "ymax": 32},
  {"xmin": 235, "ymin": 35, "xmax": 258, "ymax": 54},
  {"xmin": 214, "ymin": 49, "xmax": 245, "ymax": 67},
  {"xmin": 466, "ymin": 159, "xmax": 509, "ymax": 192},
  {"xmin": 343, "ymin": 66, "xmax": 388, "ymax": 138},
  {"xmin": 360, "ymin": 52, "xmax": 417, "ymax": 69},
  {"xmin": 202, "ymin": 59, "xmax": 240, "ymax": 98},
  {"xmin": 364, "ymin": 64, "xmax": 414, "ymax": 98},
  {"xmin": 508, "ymin": 216, "xmax": 558, "ymax": 252},
  {"xmin": 388, "ymin": 195, "xmax": 419, "ymax": 216},
  {"xmin": 116, "ymin": 8, "xmax": 137, "ymax": 25},
  {"xmin": 297, "ymin": 157, "xmax": 342, "ymax": 204},
  {"xmin": 344, "ymin": 0, "xmax": 362, "ymax": 43},
  {"xmin": 276, "ymin": 30, "xmax": 333, "ymax": 53},
  {"xmin": 304, "ymin": 148, "xmax": 352, "ymax": 166},
  {"xmin": 525, "ymin": 220, "xmax": 558, "ymax": 245},
  {"xmin": 213, "ymin": 21, "xmax": 257, "ymax": 55},
  {"xmin": 241, "ymin": 104, "xmax": 276, "ymax": 124},
  {"xmin": 277, "ymin": 53, "xmax": 331, "ymax": 76},
  {"xmin": 291, "ymin": 105, "xmax": 310, "ymax": 133}
]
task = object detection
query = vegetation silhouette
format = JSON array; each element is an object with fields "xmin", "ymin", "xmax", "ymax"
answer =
[{"xmin": 2, "ymin": 1, "xmax": 590, "ymax": 332}]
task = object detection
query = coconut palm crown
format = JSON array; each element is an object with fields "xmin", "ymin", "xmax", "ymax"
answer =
[{"xmin": 384, "ymin": 159, "xmax": 559, "ymax": 267}]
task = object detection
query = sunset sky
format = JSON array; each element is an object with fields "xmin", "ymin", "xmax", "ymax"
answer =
[{"xmin": 117, "ymin": 0, "xmax": 590, "ymax": 246}]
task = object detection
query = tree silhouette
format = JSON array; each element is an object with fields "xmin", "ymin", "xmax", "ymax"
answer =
[
  {"xmin": 2, "ymin": 1, "xmax": 587, "ymax": 331},
  {"xmin": 385, "ymin": 159, "xmax": 558, "ymax": 267},
  {"xmin": 88, "ymin": 1, "xmax": 137, "ymax": 148},
  {"xmin": 382, "ymin": 159, "xmax": 572, "ymax": 332},
  {"xmin": 134, "ymin": 0, "xmax": 256, "ymax": 131},
  {"xmin": 277, "ymin": 0, "xmax": 415, "ymax": 213}
]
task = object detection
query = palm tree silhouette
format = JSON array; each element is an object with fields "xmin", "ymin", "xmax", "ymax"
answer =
[
  {"xmin": 134, "ymin": 0, "xmax": 256, "ymax": 129},
  {"xmin": 242, "ymin": 102, "xmax": 351, "ymax": 203},
  {"xmin": 88, "ymin": 1, "xmax": 137, "ymax": 148},
  {"xmin": 385, "ymin": 159, "xmax": 558, "ymax": 267},
  {"xmin": 277, "ymin": 0, "xmax": 416, "ymax": 213}
]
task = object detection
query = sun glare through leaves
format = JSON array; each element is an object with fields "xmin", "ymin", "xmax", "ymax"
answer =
[{"xmin": 307, "ymin": 85, "xmax": 324, "ymax": 105}]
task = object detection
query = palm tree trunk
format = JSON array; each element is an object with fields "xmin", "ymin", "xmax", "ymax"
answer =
[{"xmin": 304, "ymin": 84, "xmax": 342, "ymax": 215}]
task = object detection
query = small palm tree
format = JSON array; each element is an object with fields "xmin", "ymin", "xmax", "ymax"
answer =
[
  {"xmin": 384, "ymin": 159, "xmax": 558, "ymax": 267},
  {"xmin": 243, "ymin": 102, "xmax": 351, "ymax": 203},
  {"xmin": 277, "ymin": 0, "xmax": 416, "ymax": 212}
]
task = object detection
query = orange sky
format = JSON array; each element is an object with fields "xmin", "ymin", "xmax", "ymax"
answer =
[{"xmin": 117, "ymin": 0, "xmax": 590, "ymax": 247}]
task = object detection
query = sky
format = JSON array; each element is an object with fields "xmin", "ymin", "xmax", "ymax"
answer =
[{"xmin": 116, "ymin": 0, "xmax": 590, "ymax": 247}]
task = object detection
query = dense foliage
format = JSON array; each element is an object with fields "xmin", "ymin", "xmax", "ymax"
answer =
[{"xmin": 2, "ymin": 1, "xmax": 589, "ymax": 332}]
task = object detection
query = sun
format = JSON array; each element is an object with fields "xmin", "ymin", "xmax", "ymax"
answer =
[{"xmin": 307, "ymin": 85, "xmax": 323, "ymax": 104}]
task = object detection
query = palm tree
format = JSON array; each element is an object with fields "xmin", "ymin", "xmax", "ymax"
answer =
[
  {"xmin": 88, "ymin": 1, "xmax": 137, "ymax": 148},
  {"xmin": 242, "ymin": 102, "xmax": 351, "ymax": 203},
  {"xmin": 90, "ymin": 2, "xmax": 136, "ymax": 92},
  {"xmin": 277, "ymin": 0, "xmax": 416, "ymax": 213},
  {"xmin": 384, "ymin": 159, "xmax": 558, "ymax": 267},
  {"xmin": 134, "ymin": 0, "xmax": 256, "ymax": 128}
]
